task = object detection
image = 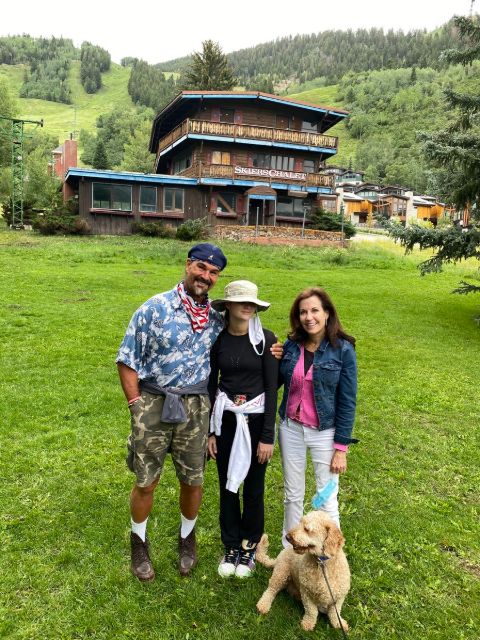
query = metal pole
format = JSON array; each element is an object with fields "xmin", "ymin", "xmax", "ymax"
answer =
[
  {"xmin": 255, "ymin": 206, "xmax": 259, "ymax": 237},
  {"xmin": 301, "ymin": 205, "xmax": 307, "ymax": 238},
  {"xmin": 340, "ymin": 203, "xmax": 345, "ymax": 247}
]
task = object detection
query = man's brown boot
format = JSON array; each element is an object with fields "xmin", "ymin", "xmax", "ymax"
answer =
[
  {"xmin": 178, "ymin": 527, "xmax": 197, "ymax": 577},
  {"xmin": 130, "ymin": 532, "xmax": 155, "ymax": 582}
]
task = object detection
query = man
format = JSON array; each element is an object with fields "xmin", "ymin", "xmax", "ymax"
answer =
[{"xmin": 116, "ymin": 243, "xmax": 227, "ymax": 580}]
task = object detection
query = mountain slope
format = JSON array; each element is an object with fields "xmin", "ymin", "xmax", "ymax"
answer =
[{"xmin": 0, "ymin": 61, "xmax": 133, "ymax": 144}]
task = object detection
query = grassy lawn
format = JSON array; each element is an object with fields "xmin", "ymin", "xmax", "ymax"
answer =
[{"xmin": 0, "ymin": 230, "xmax": 479, "ymax": 640}]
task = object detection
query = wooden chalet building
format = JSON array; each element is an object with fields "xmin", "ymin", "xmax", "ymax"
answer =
[{"xmin": 64, "ymin": 91, "xmax": 348, "ymax": 234}]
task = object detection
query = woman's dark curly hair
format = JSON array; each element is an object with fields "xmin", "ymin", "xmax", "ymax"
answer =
[{"xmin": 288, "ymin": 287, "xmax": 355, "ymax": 348}]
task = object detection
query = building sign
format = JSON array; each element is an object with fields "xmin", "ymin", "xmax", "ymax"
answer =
[{"xmin": 235, "ymin": 166, "xmax": 307, "ymax": 181}]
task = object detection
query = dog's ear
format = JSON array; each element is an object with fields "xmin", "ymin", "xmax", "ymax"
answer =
[{"xmin": 323, "ymin": 522, "xmax": 345, "ymax": 557}]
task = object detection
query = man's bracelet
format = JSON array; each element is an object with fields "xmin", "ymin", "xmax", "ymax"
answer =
[{"xmin": 128, "ymin": 395, "xmax": 141, "ymax": 406}]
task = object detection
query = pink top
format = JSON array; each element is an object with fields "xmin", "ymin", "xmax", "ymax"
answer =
[
  {"xmin": 285, "ymin": 344, "xmax": 348, "ymax": 452},
  {"xmin": 286, "ymin": 345, "xmax": 319, "ymax": 428}
]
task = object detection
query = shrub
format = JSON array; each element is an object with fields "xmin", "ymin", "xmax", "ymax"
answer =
[
  {"xmin": 33, "ymin": 215, "xmax": 91, "ymax": 235},
  {"xmin": 310, "ymin": 208, "xmax": 356, "ymax": 238},
  {"xmin": 131, "ymin": 221, "xmax": 176, "ymax": 238},
  {"xmin": 175, "ymin": 217, "xmax": 211, "ymax": 241}
]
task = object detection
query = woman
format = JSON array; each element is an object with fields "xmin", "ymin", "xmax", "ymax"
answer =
[
  {"xmin": 278, "ymin": 287, "xmax": 357, "ymax": 546},
  {"xmin": 208, "ymin": 280, "xmax": 278, "ymax": 578}
]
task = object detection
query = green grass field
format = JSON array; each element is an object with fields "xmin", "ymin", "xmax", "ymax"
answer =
[{"xmin": 0, "ymin": 230, "xmax": 479, "ymax": 639}]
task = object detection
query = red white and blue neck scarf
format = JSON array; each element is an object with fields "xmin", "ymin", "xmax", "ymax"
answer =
[{"xmin": 177, "ymin": 282, "xmax": 211, "ymax": 332}]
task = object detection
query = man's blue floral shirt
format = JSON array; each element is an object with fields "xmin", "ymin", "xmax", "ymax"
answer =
[{"xmin": 116, "ymin": 286, "xmax": 224, "ymax": 389}]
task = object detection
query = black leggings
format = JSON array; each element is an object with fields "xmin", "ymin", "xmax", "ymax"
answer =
[{"xmin": 215, "ymin": 412, "xmax": 268, "ymax": 548}]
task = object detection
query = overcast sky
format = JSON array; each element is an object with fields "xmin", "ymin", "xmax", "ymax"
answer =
[{"xmin": 1, "ymin": 0, "xmax": 474, "ymax": 64}]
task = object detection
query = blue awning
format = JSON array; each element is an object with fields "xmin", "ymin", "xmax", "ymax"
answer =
[{"xmin": 247, "ymin": 194, "xmax": 277, "ymax": 201}]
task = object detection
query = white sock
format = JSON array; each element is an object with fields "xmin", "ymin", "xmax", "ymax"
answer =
[
  {"xmin": 180, "ymin": 514, "xmax": 197, "ymax": 539},
  {"xmin": 131, "ymin": 517, "xmax": 148, "ymax": 542}
]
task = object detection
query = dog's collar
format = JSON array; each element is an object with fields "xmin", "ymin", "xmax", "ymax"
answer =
[{"xmin": 316, "ymin": 555, "xmax": 330, "ymax": 564}]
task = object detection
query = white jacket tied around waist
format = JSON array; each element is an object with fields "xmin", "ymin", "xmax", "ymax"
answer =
[{"xmin": 210, "ymin": 391, "xmax": 265, "ymax": 493}]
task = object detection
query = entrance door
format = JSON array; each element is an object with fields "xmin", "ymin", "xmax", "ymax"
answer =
[{"xmin": 248, "ymin": 199, "xmax": 265, "ymax": 226}]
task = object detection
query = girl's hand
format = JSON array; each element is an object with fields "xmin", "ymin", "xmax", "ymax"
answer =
[
  {"xmin": 257, "ymin": 442, "xmax": 274, "ymax": 464},
  {"xmin": 330, "ymin": 449, "xmax": 347, "ymax": 474},
  {"xmin": 208, "ymin": 435, "xmax": 217, "ymax": 460}
]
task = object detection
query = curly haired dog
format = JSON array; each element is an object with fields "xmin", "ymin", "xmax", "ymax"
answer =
[{"xmin": 256, "ymin": 510, "xmax": 350, "ymax": 632}]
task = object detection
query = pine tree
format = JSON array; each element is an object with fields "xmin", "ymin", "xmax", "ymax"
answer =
[
  {"xmin": 184, "ymin": 40, "xmax": 236, "ymax": 91},
  {"xmin": 92, "ymin": 139, "xmax": 110, "ymax": 170}
]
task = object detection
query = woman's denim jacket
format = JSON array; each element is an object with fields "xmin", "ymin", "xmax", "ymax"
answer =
[{"xmin": 278, "ymin": 337, "xmax": 358, "ymax": 445}]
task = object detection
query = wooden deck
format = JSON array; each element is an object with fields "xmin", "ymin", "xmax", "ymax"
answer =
[{"xmin": 157, "ymin": 118, "xmax": 338, "ymax": 155}]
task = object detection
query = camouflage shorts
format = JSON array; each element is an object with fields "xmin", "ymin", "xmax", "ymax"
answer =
[{"xmin": 126, "ymin": 391, "xmax": 210, "ymax": 488}]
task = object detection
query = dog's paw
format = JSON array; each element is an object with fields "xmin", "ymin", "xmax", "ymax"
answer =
[
  {"xmin": 256, "ymin": 597, "xmax": 271, "ymax": 615},
  {"xmin": 332, "ymin": 617, "xmax": 349, "ymax": 633},
  {"xmin": 300, "ymin": 617, "xmax": 316, "ymax": 632}
]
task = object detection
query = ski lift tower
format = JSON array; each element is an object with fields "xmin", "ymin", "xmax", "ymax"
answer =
[{"xmin": 0, "ymin": 116, "xmax": 43, "ymax": 228}]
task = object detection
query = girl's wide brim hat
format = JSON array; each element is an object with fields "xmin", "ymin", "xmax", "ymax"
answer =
[{"xmin": 211, "ymin": 280, "xmax": 270, "ymax": 312}]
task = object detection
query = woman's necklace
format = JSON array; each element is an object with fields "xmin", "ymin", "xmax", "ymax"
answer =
[{"xmin": 305, "ymin": 339, "xmax": 321, "ymax": 352}]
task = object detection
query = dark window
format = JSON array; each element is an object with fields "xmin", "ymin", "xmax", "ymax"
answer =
[
  {"xmin": 253, "ymin": 153, "xmax": 270, "ymax": 168},
  {"xmin": 92, "ymin": 182, "xmax": 132, "ymax": 211},
  {"xmin": 164, "ymin": 188, "xmax": 184, "ymax": 212},
  {"xmin": 216, "ymin": 191, "xmax": 236, "ymax": 213},
  {"xmin": 140, "ymin": 186, "xmax": 157, "ymax": 213},
  {"xmin": 220, "ymin": 108, "xmax": 235, "ymax": 123},
  {"xmin": 301, "ymin": 120, "xmax": 318, "ymax": 133},
  {"xmin": 173, "ymin": 154, "xmax": 192, "ymax": 174},
  {"xmin": 303, "ymin": 159, "xmax": 315, "ymax": 174},
  {"xmin": 277, "ymin": 196, "xmax": 311, "ymax": 217}
]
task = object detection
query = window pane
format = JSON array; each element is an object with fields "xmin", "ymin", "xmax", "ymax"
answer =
[
  {"xmin": 217, "ymin": 191, "xmax": 236, "ymax": 213},
  {"xmin": 301, "ymin": 120, "xmax": 318, "ymax": 132},
  {"xmin": 253, "ymin": 153, "xmax": 269, "ymax": 168},
  {"xmin": 277, "ymin": 197, "xmax": 294, "ymax": 215},
  {"xmin": 304, "ymin": 160, "xmax": 315, "ymax": 174},
  {"xmin": 140, "ymin": 186, "xmax": 157, "ymax": 212},
  {"xmin": 93, "ymin": 183, "xmax": 110, "ymax": 209},
  {"xmin": 175, "ymin": 190, "xmax": 184, "ymax": 211},
  {"xmin": 221, "ymin": 152, "xmax": 231, "ymax": 165},
  {"xmin": 112, "ymin": 185, "xmax": 132, "ymax": 211},
  {"xmin": 165, "ymin": 189, "xmax": 173, "ymax": 210},
  {"xmin": 212, "ymin": 151, "xmax": 222, "ymax": 164}
]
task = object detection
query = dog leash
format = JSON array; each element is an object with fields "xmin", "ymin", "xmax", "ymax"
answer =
[{"xmin": 316, "ymin": 555, "xmax": 349, "ymax": 639}]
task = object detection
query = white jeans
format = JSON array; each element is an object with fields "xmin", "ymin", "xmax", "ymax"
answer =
[{"xmin": 279, "ymin": 418, "xmax": 339, "ymax": 547}]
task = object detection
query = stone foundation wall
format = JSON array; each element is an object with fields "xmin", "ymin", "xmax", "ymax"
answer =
[{"xmin": 213, "ymin": 225, "xmax": 345, "ymax": 246}]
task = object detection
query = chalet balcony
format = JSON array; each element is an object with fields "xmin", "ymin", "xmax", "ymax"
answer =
[
  {"xmin": 179, "ymin": 162, "xmax": 334, "ymax": 188},
  {"xmin": 157, "ymin": 119, "xmax": 338, "ymax": 155}
]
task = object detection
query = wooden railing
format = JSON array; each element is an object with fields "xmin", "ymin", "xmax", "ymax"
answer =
[
  {"xmin": 157, "ymin": 118, "xmax": 338, "ymax": 154},
  {"xmin": 178, "ymin": 162, "xmax": 334, "ymax": 188}
]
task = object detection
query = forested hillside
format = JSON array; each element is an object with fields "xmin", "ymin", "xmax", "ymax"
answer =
[{"xmin": 156, "ymin": 21, "xmax": 462, "ymax": 91}]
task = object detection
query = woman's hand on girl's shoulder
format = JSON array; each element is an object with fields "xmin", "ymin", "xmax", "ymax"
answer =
[{"xmin": 270, "ymin": 337, "xmax": 284, "ymax": 360}]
